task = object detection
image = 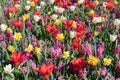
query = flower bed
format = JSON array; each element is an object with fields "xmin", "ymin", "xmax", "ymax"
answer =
[{"xmin": 0, "ymin": 0, "xmax": 120, "ymax": 80}]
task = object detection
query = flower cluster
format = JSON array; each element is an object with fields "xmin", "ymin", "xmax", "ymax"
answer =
[{"xmin": 0, "ymin": 0, "xmax": 120, "ymax": 80}]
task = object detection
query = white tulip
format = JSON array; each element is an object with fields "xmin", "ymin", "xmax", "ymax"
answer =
[
  {"xmin": 114, "ymin": 19, "xmax": 120, "ymax": 27},
  {"xmin": 78, "ymin": 0, "xmax": 84, "ymax": 4},
  {"xmin": 69, "ymin": 6, "xmax": 76, "ymax": 12},
  {"xmin": 36, "ymin": 6, "xmax": 41, "ymax": 10},
  {"xmin": 58, "ymin": 7, "xmax": 65, "ymax": 14},
  {"xmin": 54, "ymin": 6, "xmax": 59, "ymax": 12},
  {"xmin": 70, "ymin": 31, "xmax": 76, "ymax": 39},
  {"xmin": 51, "ymin": 14, "xmax": 58, "ymax": 20},
  {"xmin": 49, "ymin": 0, "xmax": 55, "ymax": 4},
  {"xmin": 103, "ymin": 2, "xmax": 107, "ymax": 7},
  {"xmin": 60, "ymin": 16, "xmax": 67, "ymax": 20},
  {"xmin": 92, "ymin": 17, "xmax": 102, "ymax": 23},
  {"xmin": 4, "ymin": 64, "xmax": 14, "ymax": 74},
  {"xmin": 26, "ymin": 1, "xmax": 31, "ymax": 5},
  {"xmin": 25, "ymin": 6, "xmax": 31, "ymax": 11},
  {"xmin": 110, "ymin": 34, "xmax": 117, "ymax": 42},
  {"xmin": 0, "ymin": 23, "xmax": 7, "ymax": 32},
  {"xmin": 40, "ymin": 1, "xmax": 46, "ymax": 7},
  {"xmin": 34, "ymin": 15, "xmax": 40, "ymax": 22}
]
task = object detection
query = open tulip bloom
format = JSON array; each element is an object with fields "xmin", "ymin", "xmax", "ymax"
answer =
[{"xmin": 0, "ymin": 0, "xmax": 120, "ymax": 80}]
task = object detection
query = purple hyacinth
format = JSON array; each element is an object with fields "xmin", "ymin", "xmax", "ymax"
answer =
[
  {"xmin": 26, "ymin": 19, "xmax": 34, "ymax": 31},
  {"xmin": 78, "ymin": 68, "xmax": 87, "ymax": 79},
  {"xmin": 21, "ymin": 66, "xmax": 28, "ymax": 74},
  {"xmin": 81, "ymin": 44, "xmax": 93, "ymax": 56},
  {"xmin": 30, "ymin": 59, "xmax": 36, "ymax": 69},
  {"xmin": 50, "ymin": 46, "xmax": 62, "ymax": 59},
  {"xmin": 97, "ymin": 41, "xmax": 105, "ymax": 57}
]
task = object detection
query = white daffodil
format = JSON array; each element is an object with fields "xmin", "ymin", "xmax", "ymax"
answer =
[
  {"xmin": 0, "ymin": 23, "xmax": 7, "ymax": 32},
  {"xmin": 4, "ymin": 64, "xmax": 14, "ymax": 74}
]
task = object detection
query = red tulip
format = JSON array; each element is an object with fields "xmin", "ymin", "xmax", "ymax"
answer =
[
  {"xmin": 10, "ymin": 52, "xmax": 25, "ymax": 66},
  {"xmin": 88, "ymin": 2, "xmax": 96, "ymax": 9},
  {"xmin": 62, "ymin": 20, "xmax": 73, "ymax": 29},
  {"xmin": 72, "ymin": 39, "xmax": 81, "ymax": 51},
  {"xmin": 69, "ymin": 58, "xmax": 86, "ymax": 74},
  {"xmin": 84, "ymin": 0, "xmax": 90, "ymax": 7},
  {"xmin": 31, "ymin": 0, "xmax": 38, "ymax": 4},
  {"xmin": 8, "ymin": 6, "xmax": 18, "ymax": 13},
  {"xmin": 33, "ymin": 11, "xmax": 41, "ymax": 15},
  {"xmin": 12, "ymin": 20, "xmax": 23, "ymax": 28},
  {"xmin": 34, "ymin": 63, "xmax": 54, "ymax": 78},
  {"xmin": 89, "ymin": 14, "xmax": 99, "ymax": 19},
  {"xmin": 56, "ymin": 0, "xmax": 72, "ymax": 8},
  {"xmin": 106, "ymin": 3, "xmax": 114, "ymax": 10},
  {"xmin": 45, "ymin": 24, "xmax": 56, "ymax": 34},
  {"xmin": 76, "ymin": 23, "xmax": 87, "ymax": 38}
]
